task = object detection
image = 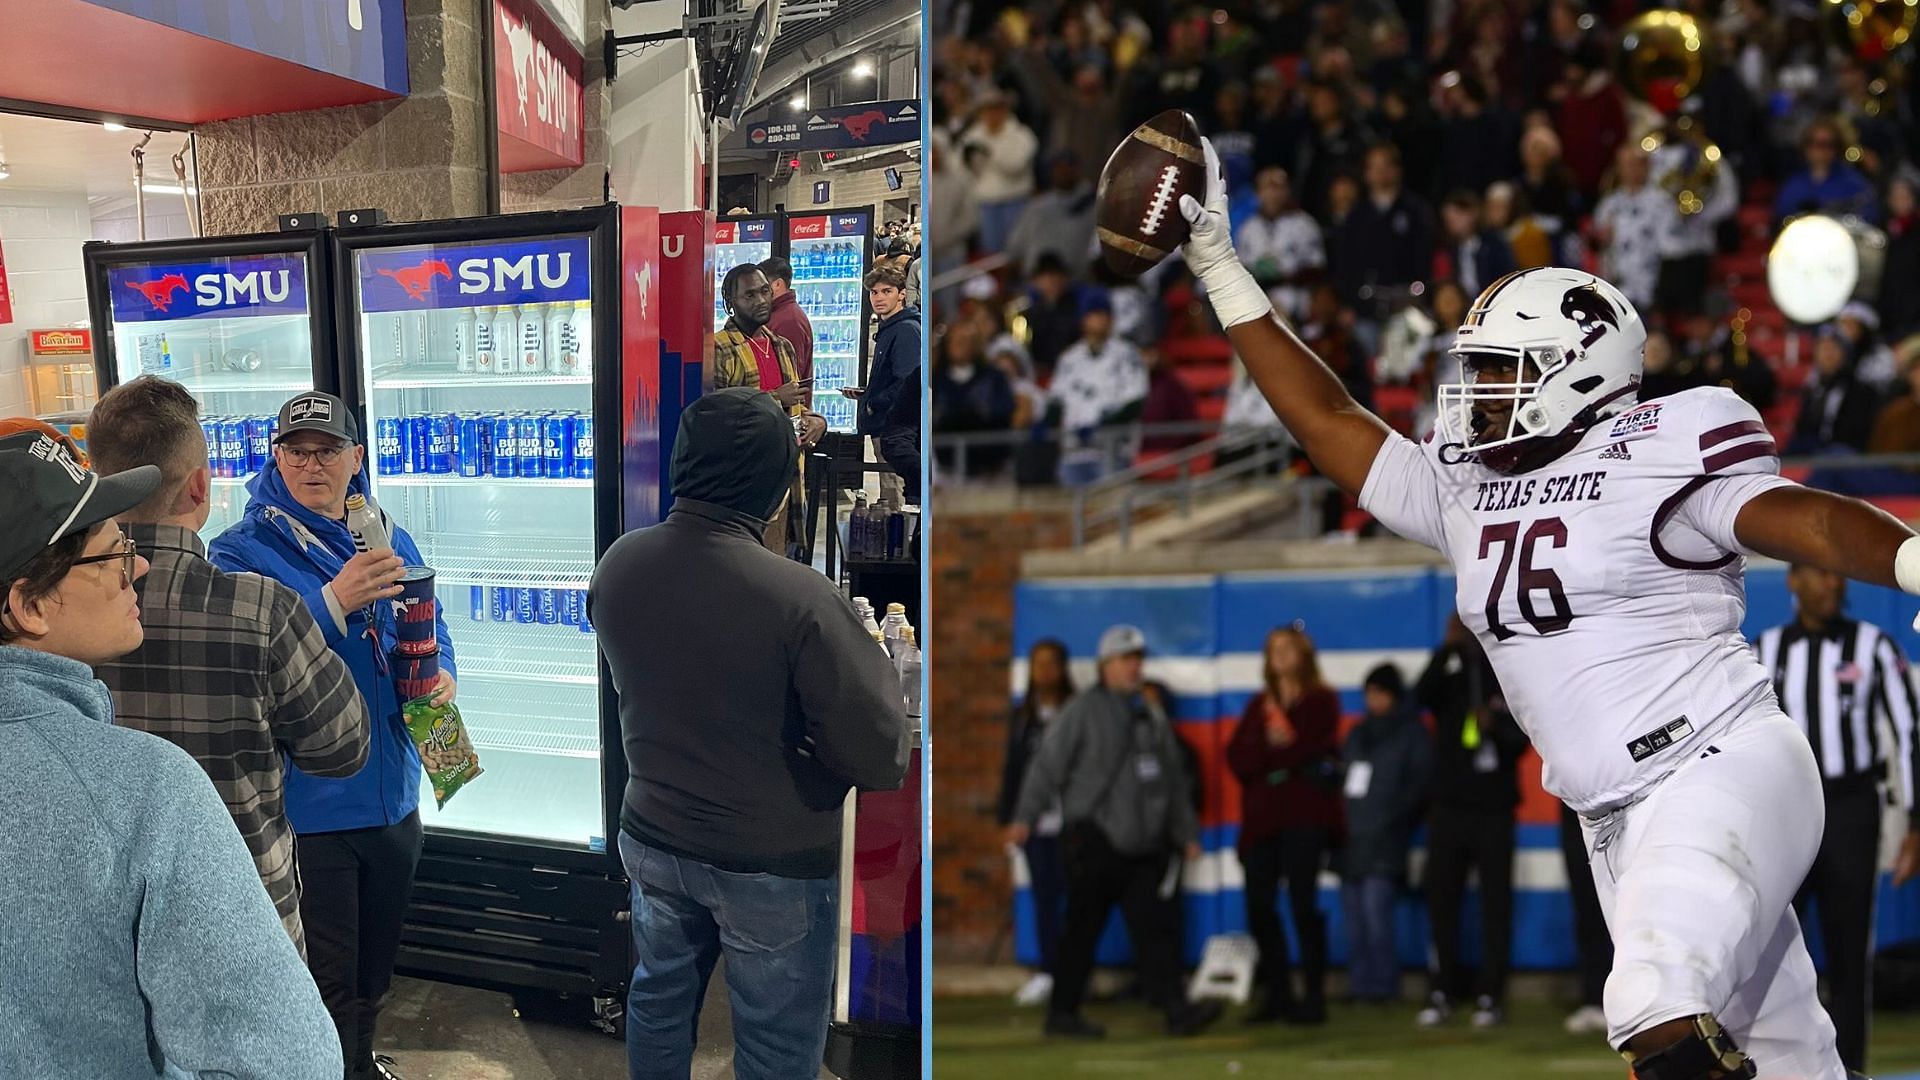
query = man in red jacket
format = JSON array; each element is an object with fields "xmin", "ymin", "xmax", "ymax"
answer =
[{"xmin": 760, "ymin": 256, "xmax": 816, "ymax": 408}]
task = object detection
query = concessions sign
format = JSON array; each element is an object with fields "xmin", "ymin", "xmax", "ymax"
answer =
[
  {"xmin": 496, "ymin": 0, "xmax": 586, "ymax": 172},
  {"xmin": 747, "ymin": 99, "xmax": 920, "ymax": 152}
]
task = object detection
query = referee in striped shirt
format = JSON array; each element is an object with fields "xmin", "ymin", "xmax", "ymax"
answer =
[{"xmin": 1755, "ymin": 562, "xmax": 1920, "ymax": 1073}]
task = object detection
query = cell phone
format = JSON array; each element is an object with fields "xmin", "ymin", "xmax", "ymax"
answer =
[{"xmin": 840, "ymin": 386, "xmax": 866, "ymax": 399}]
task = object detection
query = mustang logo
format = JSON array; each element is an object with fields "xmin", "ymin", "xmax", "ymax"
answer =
[
  {"xmin": 127, "ymin": 273, "xmax": 191, "ymax": 312},
  {"xmin": 502, "ymin": 8, "xmax": 536, "ymax": 125},
  {"xmin": 838, "ymin": 110, "xmax": 889, "ymax": 140},
  {"xmin": 377, "ymin": 260, "xmax": 453, "ymax": 301}
]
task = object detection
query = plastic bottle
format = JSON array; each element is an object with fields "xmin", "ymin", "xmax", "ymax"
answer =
[
  {"xmin": 572, "ymin": 300, "xmax": 594, "ymax": 377},
  {"xmin": 473, "ymin": 305, "xmax": 497, "ymax": 374},
  {"xmin": 897, "ymin": 626, "xmax": 922, "ymax": 719},
  {"xmin": 546, "ymin": 303, "xmax": 576, "ymax": 375},
  {"xmin": 492, "ymin": 306, "xmax": 519, "ymax": 377},
  {"xmin": 853, "ymin": 596, "xmax": 880, "ymax": 635},
  {"xmin": 517, "ymin": 304, "xmax": 546, "ymax": 373},
  {"xmin": 344, "ymin": 493, "xmax": 390, "ymax": 555},
  {"xmin": 454, "ymin": 310, "xmax": 476, "ymax": 373},
  {"xmin": 848, "ymin": 492, "xmax": 869, "ymax": 560},
  {"xmin": 881, "ymin": 603, "xmax": 908, "ymax": 661},
  {"xmin": 160, "ymin": 334, "xmax": 173, "ymax": 372}
]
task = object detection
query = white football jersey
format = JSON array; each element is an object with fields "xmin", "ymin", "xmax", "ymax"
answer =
[{"xmin": 1361, "ymin": 386, "xmax": 1797, "ymax": 812}]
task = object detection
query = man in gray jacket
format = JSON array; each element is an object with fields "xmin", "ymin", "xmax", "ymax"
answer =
[
  {"xmin": 1006, "ymin": 624, "xmax": 1221, "ymax": 1039},
  {"xmin": 591, "ymin": 387, "xmax": 909, "ymax": 1080}
]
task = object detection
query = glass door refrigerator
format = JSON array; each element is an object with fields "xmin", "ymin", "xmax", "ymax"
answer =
[
  {"xmin": 785, "ymin": 206, "xmax": 874, "ymax": 435},
  {"xmin": 332, "ymin": 205, "xmax": 631, "ymax": 1011},
  {"xmin": 711, "ymin": 215, "xmax": 779, "ymax": 334},
  {"xmin": 83, "ymin": 231, "xmax": 336, "ymax": 542}
]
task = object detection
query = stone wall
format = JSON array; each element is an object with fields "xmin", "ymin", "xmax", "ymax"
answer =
[
  {"xmin": 929, "ymin": 491, "xmax": 1075, "ymax": 962},
  {"xmin": 194, "ymin": 0, "xmax": 490, "ymax": 234}
]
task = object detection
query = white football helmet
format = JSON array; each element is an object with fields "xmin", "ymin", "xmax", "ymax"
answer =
[{"xmin": 1438, "ymin": 267, "xmax": 1646, "ymax": 467}]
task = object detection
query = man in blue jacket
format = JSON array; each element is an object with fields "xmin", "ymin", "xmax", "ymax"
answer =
[
  {"xmin": 861, "ymin": 264, "xmax": 922, "ymax": 504},
  {"xmin": 211, "ymin": 391, "xmax": 456, "ymax": 1080}
]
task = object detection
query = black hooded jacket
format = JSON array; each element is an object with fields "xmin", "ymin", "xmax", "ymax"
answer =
[{"xmin": 590, "ymin": 388, "xmax": 910, "ymax": 878}]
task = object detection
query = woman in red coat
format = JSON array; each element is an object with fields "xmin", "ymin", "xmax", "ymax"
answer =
[{"xmin": 1227, "ymin": 625, "xmax": 1344, "ymax": 1024}]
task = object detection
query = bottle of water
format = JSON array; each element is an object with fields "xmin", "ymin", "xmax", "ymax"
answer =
[
  {"xmin": 853, "ymin": 596, "xmax": 883, "ymax": 640},
  {"xmin": 898, "ymin": 626, "xmax": 922, "ymax": 722},
  {"xmin": 344, "ymin": 493, "xmax": 390, "ymax": 555},
  {"xmin": 848, "ymin": 492, "xmax": 869, "ymax": 559},
  {"xmin": 882, "ymin": 603, "xmax": 907, "ymax": 656}
]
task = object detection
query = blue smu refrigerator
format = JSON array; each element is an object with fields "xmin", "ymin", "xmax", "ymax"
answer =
[
  {"xmin": 330, "ymin": 203, "xmax": 641, "ymax": 1016},
  {"xmin": 83, "ymin": 230, "xmax": 337, "ymax": 543}
]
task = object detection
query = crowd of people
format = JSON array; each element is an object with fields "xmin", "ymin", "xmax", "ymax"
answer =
[
  {"xmin": 930, "ymin": 0, "xmax": 1920, "ymax": 502},
  {"xmin": 0, "ymin": 376, "xmax": 910, "ymax": 1077},
  {"xmin": 997, "ymin": 593, "xmax": 1920, "ymax": 1065}
]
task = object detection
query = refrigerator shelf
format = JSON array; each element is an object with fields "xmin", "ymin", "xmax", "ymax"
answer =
[
  {"xmin": 411, "ymin": 535, "xmax": 594, "ymax": 588},
  {"xmin": 447, "ymin": 620, "xmax": 598, "ymax": 685},
  {"xmin": 457, "ymin": 716, "xmax": 601, "ymax": 758},
  {"xmin": 371, "ymin": 371, "xmax": 593, "ymax": 389},
  {"xmin": 809, "ymin": 314, "xmax": 863, "ymax": 321},
  {"xmin": 164, "ymin": 373, "xmax": 316, "ymax": 394},
  {"xmin": 377, "ymin": 475, "xmax": 593, "ymax": 489}
]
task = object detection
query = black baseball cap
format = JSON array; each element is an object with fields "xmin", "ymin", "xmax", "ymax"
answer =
[
  {"xmin": 0, "ymin": 429, "xmax": 159, "ymax": 582},
  {"xmin": 273, "ymin": 391, "xmax": 360, "ymax": 445}
]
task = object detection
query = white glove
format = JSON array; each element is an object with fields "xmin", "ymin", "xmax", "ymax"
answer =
[{"xmin": 1178, "ymin": 137, "xmax": 1272, "ymax": 330}]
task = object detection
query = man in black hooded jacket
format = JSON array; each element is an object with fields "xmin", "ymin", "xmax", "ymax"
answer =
[{"xmin": 590, "ymin": 387, "xmax": 910, "ymax": 1078}]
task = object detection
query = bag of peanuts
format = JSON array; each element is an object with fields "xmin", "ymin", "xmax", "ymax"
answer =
[{"xmin": 403, "ymin": 697, "xmax": 484, "ymax": 808}]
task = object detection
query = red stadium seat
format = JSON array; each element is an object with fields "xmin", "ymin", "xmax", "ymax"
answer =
[{"xmin": 1195, "ymin": 396, "xmax": 1227, "ymax": 423}]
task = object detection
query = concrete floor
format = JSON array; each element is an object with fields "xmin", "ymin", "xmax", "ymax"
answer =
[{"xmin": 376, "ymin": 966, "xmax": 834, "ymax": 1079}]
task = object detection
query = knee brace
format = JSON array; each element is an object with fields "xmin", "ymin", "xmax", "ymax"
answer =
[{"xmin": 1623, "ymin": 1015, "xmax": 1756, "ymax": 1080}]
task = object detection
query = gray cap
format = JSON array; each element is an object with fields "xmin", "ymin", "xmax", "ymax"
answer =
[{"xmin": 1097, "ymin": 624, "xmax": 1147, "ymax": 662}]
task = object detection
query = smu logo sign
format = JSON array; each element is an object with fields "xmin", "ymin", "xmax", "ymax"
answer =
[
  {"xmin": 495, "ymin": 0, "xmax": 585, "ymax": 172},
  {"xmin": 358, "ymin": 237, "xmax": 592, "ymax": 312},
  {"xmin": 108, "ymin": 256, "xmax": 309, "ymax": 323}
]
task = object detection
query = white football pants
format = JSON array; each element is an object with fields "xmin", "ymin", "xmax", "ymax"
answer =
[{"xmin": 1581, "ymin": 709, "xmax": 1845, "ymax": 1079}]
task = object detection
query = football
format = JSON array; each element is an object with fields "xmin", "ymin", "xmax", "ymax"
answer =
[{"xmin": 1095, "ymin": 109, "xmax": 1208, "ymax": 278}]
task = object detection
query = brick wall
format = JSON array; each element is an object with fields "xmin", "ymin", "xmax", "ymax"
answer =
[{"xmin": 930, "ymin": 498, "xmax": 1074, "ymax": 961}]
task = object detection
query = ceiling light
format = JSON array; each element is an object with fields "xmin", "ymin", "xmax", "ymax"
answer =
[
  {"xmin": 790, "ymin": 94, "xmax": 806, "ymax": 108},
  {"xmin": 852, "ymin": 61, "xmax": 873, "ymax": 77},
  {"xmin": 102, "ymin": 122, "xmax": 126, "ymax": 132},
  {"xmin": 140, "ymin": 183, "xmax": 197, "ymax": 195},
  {"xmin": 0, "ymin": 162, "xmax": 10, "ymax": 181}
]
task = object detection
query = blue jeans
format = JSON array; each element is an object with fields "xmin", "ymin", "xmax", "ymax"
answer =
[
  {"xmin": 620, "ymin": 832, "xmax": 839, "ymax": 1080},
  {"xmin": 1341, "ymin": 875, "xmax": 1399, "ymax": 1000}
]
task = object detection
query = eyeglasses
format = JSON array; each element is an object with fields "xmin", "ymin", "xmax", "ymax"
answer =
[
  {"xmin": 279, "ymin": 444, "xmax": 348, "ymax": 467},
  {"xmin": 71, "ymin": 537, "xmax": 139, "ymax": 590}
]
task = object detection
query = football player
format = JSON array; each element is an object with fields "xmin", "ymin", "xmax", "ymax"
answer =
[{"xmin": 1177, "ymin": 138, "xmax": 1893, "ymax": 1078}]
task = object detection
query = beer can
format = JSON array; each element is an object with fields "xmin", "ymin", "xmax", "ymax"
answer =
[
  {"xmin": 570, "ymin": 414, "xmax": 595, "ymax": 479},
  {"xmin": 245, "ymin": 416, "xmax": 273, "ymax": 475},
  {"xmin": 491, "ymin": 414, "xmax": 519, "ymax": 478},
  {"xmin": 218, "ymin": 418, "xmax": 247, "ymax": 479},
  {"xmin": 375, "ymin": 417, "xmax": 405, "ymax": 475},
  {"xmin": 469, "ymin": 585, "xmax": 487, "ymax": 622},
  {"xmin": 393, "ymin": 566, "xmax": 439, "ymax": 653},
  {"xmin": 456, "ymin": 414, "xmax": 487, "ymax": 478},
  {"xmin": 541, "ymin": 413, "xmax": 574, "ymax": 479},
  {"xmin": 392, "ymin": 653, "xmax": 440, "ymax": 702},
  {"xmin": 200, "ymin": 418, "xmax": 223, "ymax": 475},
  {"xmin": 536, "ymin": 587, "xmax": 560, "ymax": 625},
  {"xmin": 488, "ymin": 586, "xmax": 511, "ymax": 622},
  {"xmin": 561, "ymin": 589, "xmax": 584, "ymax": 626},
  {"xmin": 516, "ymin": 413, "xmax": 545, "ymax": 476},
  {"xmin": 428, "ymin": 414, "xmax": 457, "ymax": 474},
  {"xmin": 405, "ymin": 414, "xmax": 428, "ymax": 474},
  {"xmin": 513, "ymin": 586, "xmax": 536, "ymax": 624}
]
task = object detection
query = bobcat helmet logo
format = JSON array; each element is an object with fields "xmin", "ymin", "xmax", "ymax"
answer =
[{"xmin": 1561, "ymin": 283, "xmax": 1620, "ymax": 349}]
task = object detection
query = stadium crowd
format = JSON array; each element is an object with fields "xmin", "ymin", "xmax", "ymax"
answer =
[{"xmin": 929, "ymin": 0, "xmax": 1920, "ymax": 513}]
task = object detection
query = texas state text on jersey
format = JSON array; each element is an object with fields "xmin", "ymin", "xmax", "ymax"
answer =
[{"xmin": 1359, "ymin": 386, "xmax": 1796, "ymax": 813}]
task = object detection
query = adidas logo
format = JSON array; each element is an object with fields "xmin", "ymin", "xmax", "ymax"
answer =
[{"xmin": 1599, "ymin": 442, "xmax": 1631, "ymax": 461}]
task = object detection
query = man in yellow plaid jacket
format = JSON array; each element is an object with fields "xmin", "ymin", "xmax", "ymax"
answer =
[{"xmin": 714, "ymin": 263, "xmax": 828, "ymax": 556}]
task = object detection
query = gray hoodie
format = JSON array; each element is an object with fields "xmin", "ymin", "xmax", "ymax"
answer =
[
  {"xmin": 0, "ymin": 644, "xmax": 340, "ymax": 1079},
  {"xmin": 1014, "ymin": 684, "xmax": 1199, "ymax": 856}
]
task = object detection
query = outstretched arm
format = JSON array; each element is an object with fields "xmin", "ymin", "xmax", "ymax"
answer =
[
  {"xmin": 1180, "ymin": 141, "xmax": 1393, "ymax": 496},
  {"xmin": 1733, "ymin": 485, "xmax": 1917, "ymax": 590}
]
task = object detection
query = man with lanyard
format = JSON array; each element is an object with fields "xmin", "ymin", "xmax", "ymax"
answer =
[
  {"xmin": 1005, "ymin": 624, "xmax": 1222, "ymax": 1040},
  {"xmin": 209, "ymin": 391, "xmax": 456, "ymax": 1080},
  {"xmin": 713, "ymin": 264, "xmax": 827, "ymax": 557}
]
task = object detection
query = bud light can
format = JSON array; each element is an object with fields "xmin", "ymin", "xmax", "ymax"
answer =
[
  {"xmin": 245, "ymin": 416, "xmax": 273, "ymax": 475},
  {"xmin": 200, "ymin": 418, "xmax": 223, "ymax": 473},
  {"xmin": 491, "ymin": 414, "xmax": 519, "ymax": 478},
  {"xmin": 375, "ymin": 417, "xmax": 405, "ymax": 475},
  {"xmin": 561, "ymin": 589, "xmax": 585, "ymax": 626},
  {"xmin": 406, "ymin": 414, "xmax": 429, "ymax": 474},
  {"xmin": 513, "ymin": 586, "xmax": 536, "ymax": 624},
  {"xmin": 469, "ymin": 585, "xmax": 487, "ymax": 621},
  {"xmin": 541, "ymin": 413, "xmax": 574, "ymax": 479},
  {"xmin": 516, "ymin": 413, "xmax": 545, "ymax": 476},
  {"xmin": 456, "ymin": 414, "xmax": 488, "ymax": 478},
  {"xmin": 489, "ymin": 586, "xmax": 511, "ymax": 622},
  {"xmin": 536, "ymin": 587, "xmax": 560, "ymax": 624},
  {"xmin": 570, "ymin": 414, "xmax": 595, "ymax": 479},
  {"xmin": 218, "ymin": 418, "xmax": 247, "ymax": 479},
  {"xmin": 426, "ymin": 414, "xmax": 455, "ymax": 474}
]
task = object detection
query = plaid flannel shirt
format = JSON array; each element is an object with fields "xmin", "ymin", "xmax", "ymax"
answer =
[
  {"xmin": 714, "ymin": 318, "xmax": 801, "ymax": 413},
  {"xmin": 94, "ymin": 524, "xmax": 370, "ymax": 954}
]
